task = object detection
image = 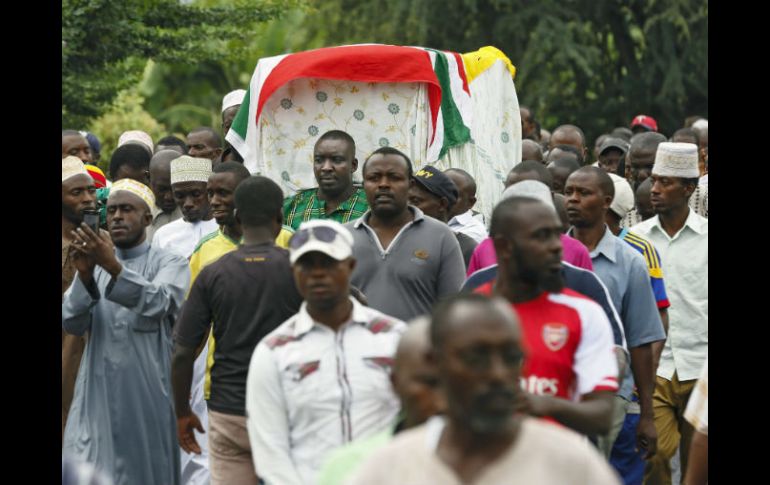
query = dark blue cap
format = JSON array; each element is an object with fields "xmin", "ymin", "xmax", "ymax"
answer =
[{"xmin": 412, "ymin": 165, "xmax": 459, "ymax": 208}]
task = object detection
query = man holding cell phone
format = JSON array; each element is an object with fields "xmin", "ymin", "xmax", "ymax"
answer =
[
  {"xmin": 63, "ymin": 177, "xmax": 190, "ymax": 484},
  {"xmin": 61, "ymin": 156, "xmax": 97, "ymax": 441}
]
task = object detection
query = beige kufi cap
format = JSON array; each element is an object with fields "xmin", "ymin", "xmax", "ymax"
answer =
[
  {"xmin": 62, "ymin": 156, "xmax": 89, "ymax": 182},
  {"xmin": 109, "ymin": 178, "xmax": 156, "ymax": 210},
  {"xmin": 170, "ymin": 156, "xmax": 213, "ymax": 184}
]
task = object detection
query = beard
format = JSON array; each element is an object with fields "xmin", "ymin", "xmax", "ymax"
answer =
[
  {"xmin": 372, "ymin": 199, "xmax": 407, "ymax": 220},
  {"xmin": 513, "ymin": 248, "xmax": 565, "ymax": 293},
  {"xmin": 466, "ymin": 388, "xmax": 517, "ymax": 435},
  {"xmin": 540, "ymin": 270, "xmax": 565, "ymax": 293}
]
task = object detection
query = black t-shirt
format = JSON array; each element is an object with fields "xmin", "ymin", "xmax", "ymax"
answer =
[{"xmin": 175, "ymin": 242, "xmax": 303, "ymax": 416}]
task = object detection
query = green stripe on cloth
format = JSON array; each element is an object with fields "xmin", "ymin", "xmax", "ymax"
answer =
[
  {"xmin": 426, "ymin": 49, "xmax": 472, "ymax": 159},
  {"xmin": 230, "ymin": 86, "xmax": 251, "ymax": 140}
]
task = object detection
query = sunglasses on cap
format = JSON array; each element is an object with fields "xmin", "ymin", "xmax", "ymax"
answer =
[{"xmin": 289, "ymin": 225, "xmax": 341, "ymax": 250}]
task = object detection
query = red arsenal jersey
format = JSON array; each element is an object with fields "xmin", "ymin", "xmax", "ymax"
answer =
[{"xmin": 476, "ymin": 283, "xmax": 618, "ymax": 401}]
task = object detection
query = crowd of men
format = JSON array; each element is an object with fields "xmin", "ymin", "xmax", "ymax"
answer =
[{"xmin": 62, "ymin": 91, "xmax": 708, "ymax": 485}]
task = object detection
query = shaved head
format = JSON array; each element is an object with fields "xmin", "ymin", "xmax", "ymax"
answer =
[
  {"xmin": 445, "ymin": 168, "xmax": 477, "ymax": 217},
  {"xmin": 393, "ymin": 316, "xmax": 444, "ymax": 427},
  {"xmin": 149, "ymin": 149, "xmax": 182, "ymax": 173},
  {"xmin": 396, "ymin": 317, "xmax": 432, "ymax": 366},
  {"xmin": 430, "ymin": 293, "xmax": 522, "ymax": 351},
  {"xmin": 149, "ymin": 150, "xmax": 182, "ymax": 213},
  {"xmin": 521, "ymin": 139, "xmax": 543, "ymax": 162},
  {"xmin": 550, "ymin": 124, "xmax": 586, "ymax": 152}
]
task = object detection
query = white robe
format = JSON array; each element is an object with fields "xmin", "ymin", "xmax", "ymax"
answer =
[{"xmin": 152, "ymin": 218, "xmax": 219, "ymax": 259}]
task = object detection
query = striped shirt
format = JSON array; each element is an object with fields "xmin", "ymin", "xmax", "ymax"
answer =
[
  {"xmin": 618, "ymin": 228, "xmax": 670, "ymax": 309},
  {"xmin": 283, "ymin": 186, "xmax": 369, "ymax": 231}
]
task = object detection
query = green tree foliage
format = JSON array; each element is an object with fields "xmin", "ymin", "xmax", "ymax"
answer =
[
  {"xmin": 62, "ymin": 0, "xmax": 298, "ymax": 128},
  {"xmin": 88, "ymin": 87, "xmax": 169, "ymax": 174},
  {"xmin": 298, "ymin": 0, "xmax": 708, "ymax": 142}
]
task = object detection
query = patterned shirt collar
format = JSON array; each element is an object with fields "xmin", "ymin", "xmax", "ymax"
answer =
[{"xmin": 291, "ymin": 297, "xmax": 375, "ymax": 337}]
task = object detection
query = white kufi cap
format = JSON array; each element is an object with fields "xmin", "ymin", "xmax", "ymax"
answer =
[
  {"xmin": 222, "ymin": 89, "xmax": 247, "ymax": 113},
  {"xmin": 501, "ymin": 179, "xmax": 556, "ymax": 213},
  {"xmin": 652, "ymin": 142, "xmax": 699, "ymax": 178},
  {"xmin": 118, "ymin": 130, "xmax": 154, "ymax": 154}
]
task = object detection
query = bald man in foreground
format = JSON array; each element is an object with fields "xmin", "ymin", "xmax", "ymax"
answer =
[{"xmin": 349, "ymin": 294, "xmax": 621, "ymax": 484}]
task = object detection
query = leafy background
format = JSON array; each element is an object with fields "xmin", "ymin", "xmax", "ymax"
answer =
[{"xmin": 63, "ymin": 0, "xmax": 707, "ymax": 173}]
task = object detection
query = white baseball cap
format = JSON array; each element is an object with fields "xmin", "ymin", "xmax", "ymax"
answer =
[{"xmin": 289, "ymin": 219, "xmax": 354, "ymax": 265}]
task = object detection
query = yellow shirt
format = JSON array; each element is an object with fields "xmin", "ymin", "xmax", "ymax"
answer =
[
  {"xmin": 189, "ymin": 226, "xmax": 294, "ymax": 285},
  {"xmin": 187, "ymin": 225, "xmax": 295, "ymax": 398}
]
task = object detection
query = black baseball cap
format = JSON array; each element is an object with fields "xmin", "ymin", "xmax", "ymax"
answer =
[
  {"xmin": 599, "ymin": 137, "xmax": 630, "ymax": 156},
  {"xmin": 412, "ymin": 165, "xmax": 459, "ymax": 208}
]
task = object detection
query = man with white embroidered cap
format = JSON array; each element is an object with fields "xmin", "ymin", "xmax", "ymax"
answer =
[
  {"xmin": 631, "ymin": 142, "xmax": 708, "ymax": 485},
  {"xmin": 153, "ymin": 155, "xmax": 219, "ymax": 258},
  {"xmin": 61, "ymin": 156, "xmax": 98, "ymax": 439},
  {"xmin": 63, "ymin": 178, "xmax": 190, "ymax": 485},
  {"xmin": 246, "ymin": 219, "xmax": 406, "ymax": 485},
  {"xmin": 118, "ymin": 130, "xmax": 155, "ymax": 157}
]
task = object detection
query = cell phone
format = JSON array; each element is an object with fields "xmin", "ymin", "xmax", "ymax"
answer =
[{"xmin": 82, "ymin": 210, "xmax": 100, "ymax": 233}]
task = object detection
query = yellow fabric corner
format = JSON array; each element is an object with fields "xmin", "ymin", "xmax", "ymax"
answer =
[
  {"xmin": 461, "ymin": 46, "xmax": 516, "ymax": 84},
  {"xmin": 275, "ymin": 226, "xmax": 294, "ymax": 249}
]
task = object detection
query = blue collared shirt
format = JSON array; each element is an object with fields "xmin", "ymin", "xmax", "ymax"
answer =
[{"xmin": 569, "ymin": 225, "xmax": 665, "ymax": 400}]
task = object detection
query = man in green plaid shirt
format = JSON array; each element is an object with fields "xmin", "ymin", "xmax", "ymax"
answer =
[{"xmin": 283, "ymin": 130, "xmax": 369, "ymax": 230}]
